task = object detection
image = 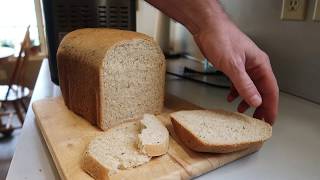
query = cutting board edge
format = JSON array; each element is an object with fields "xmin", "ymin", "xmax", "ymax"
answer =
[{"xmin": 32, "ymin": 101, "xmax": 68, "ymax": 180}]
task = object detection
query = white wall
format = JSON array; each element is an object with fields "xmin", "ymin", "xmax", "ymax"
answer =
[
  {"xmin": 136, "ymin": 0, "xmax": 203, "ymax": 59},
  {"xmin": 136, "ymin": 0, "xmax": 158, "ymax": 36}
]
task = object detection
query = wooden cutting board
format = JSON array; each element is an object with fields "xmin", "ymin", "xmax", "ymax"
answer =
[{"xmin": 32, "ymin": 94, "xmax": 262, "ymax": 180}]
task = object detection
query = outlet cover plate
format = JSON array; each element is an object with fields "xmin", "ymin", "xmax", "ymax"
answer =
[
  {"xmin": 313, "ymin": 0, "xmax": 320, "ymax": 21},
  {"xmin": 281, "ymin": 0, "xmax": 307, "ymax": 21}
]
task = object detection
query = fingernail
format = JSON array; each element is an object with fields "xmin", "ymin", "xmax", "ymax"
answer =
[{"xmin": 250, "ymin": 95, "xmax": 262, "ymax": 107}]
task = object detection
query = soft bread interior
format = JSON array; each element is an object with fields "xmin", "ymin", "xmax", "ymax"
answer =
[
  {"xmin": 101, "ymin": 39, "xmax": 165, "ymax": 129},
  {"xmin": 83, "ymin": 121, "xmax": 151, "ymax": 177}
]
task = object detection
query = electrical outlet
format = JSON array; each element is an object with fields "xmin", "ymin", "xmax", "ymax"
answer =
[
  {"xmin": 313, "ymin": 0, "xmax": 320, "ymax": 21},
  {"xmin": 281, "ymin": 0, "xmax": 307, "ymax": 21}
]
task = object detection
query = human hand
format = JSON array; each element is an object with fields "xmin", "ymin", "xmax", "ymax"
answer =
[
  {"xmin": 145, "ymin": 0, "xmax": 279, "ymax": 124},
  {"xmin": 193, "ymin": 19, "xmax": 279, "ymax": 125}
]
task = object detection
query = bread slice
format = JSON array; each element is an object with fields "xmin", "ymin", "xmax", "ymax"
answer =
[
  {"xmin": 170, "ymin": 110, "xmax": 272, "ymax": 153},
  {"xmin": 82, "ymin": 121, "xmax": 150, "ymax": 180},
  {"xmin": 82, "ymin": 115, "xmax": 170, "ymax": 179},
  {"xmin": 57, "ymin": 28, "xmax": 166, "ymax": 130},
  {"xmin": 138, "ymin": 114, "xmax": 169, "ymax": 156}
]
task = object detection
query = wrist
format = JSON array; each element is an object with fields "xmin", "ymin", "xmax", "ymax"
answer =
[{"xmin": 183, "ymin": 0, "xmax": 230, "ymax": 35}]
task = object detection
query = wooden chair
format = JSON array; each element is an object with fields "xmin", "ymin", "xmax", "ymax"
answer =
[{"xmin": 0, "ymin": 26, "xmax": 32, "ymax": 136}]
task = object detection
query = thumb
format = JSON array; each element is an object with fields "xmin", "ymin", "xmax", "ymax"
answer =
[{"xmin": 226, "ymin": 66, "xmax": 262, "ymax": 108}]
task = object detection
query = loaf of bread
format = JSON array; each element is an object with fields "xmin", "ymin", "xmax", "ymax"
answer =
[
  {"xmin": 170, "ymin": 110, "xmax": 272, "ymax": 153},
  {"xmin": 57, "ymin": 28, "xmax": 166, "ymax": 130},
  {"xmin": 82, "ymin": 114, "xmax": 169, "ymax": 179}
]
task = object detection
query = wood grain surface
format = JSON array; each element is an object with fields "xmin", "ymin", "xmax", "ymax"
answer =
[{"xmin": 32, "ymin": 94, "xmax": 262, "ymax": 180}]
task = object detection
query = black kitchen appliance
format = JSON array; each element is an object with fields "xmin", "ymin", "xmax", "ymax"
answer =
[{"xmin": 42, "ymin": 0, "xmax": 136, "ymax": 85}]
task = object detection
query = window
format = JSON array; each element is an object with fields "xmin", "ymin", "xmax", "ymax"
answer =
[{"xmin": 0, "ymin": 0, "xmax": 39, "ymax": 52}]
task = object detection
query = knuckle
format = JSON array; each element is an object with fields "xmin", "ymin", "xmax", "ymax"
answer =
[
  {"xmin": 260, "ymin": 52, "xmax": 270, "ymax": 61},
  {"xmin": 260, "ymin": 52, "xmax": 272, "ymax": 68},
  {"xmin": 275, "ymin": 85, "xmax": 280, "ymax": 94},
  {"xmin": 233, "ymin": 57, "xmax": 245, "ymax": 68},
  {"xmin": 224, "ymin": 57, "xmax": 244, "ymax": 76}
]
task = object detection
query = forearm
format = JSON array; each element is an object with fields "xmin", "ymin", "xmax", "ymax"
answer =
[{"xmin": 146, "ymin": 0, "xmax": 229, "ymax": 35}]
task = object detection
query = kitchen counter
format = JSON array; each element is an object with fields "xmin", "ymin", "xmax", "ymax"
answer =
[{"xmin": 6, "ymin": 60, "xmax": 320, "ymax": 180}]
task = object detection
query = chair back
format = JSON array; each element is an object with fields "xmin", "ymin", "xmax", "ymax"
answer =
[{"xmin": 5, "ymin": 26, "xmax": 31, "ymax": 99}]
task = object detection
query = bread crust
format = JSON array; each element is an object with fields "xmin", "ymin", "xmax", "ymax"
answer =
[
  {"xmin": 82, "ymin": 151, "xmax": 110, "ymax": 180},
  {"xmin": 139, "ymin": 140, "xmax": 169, "ymax": 157},
  {"xmin": 170, "ymin": 110, "xmax": 270, "ymax": 153},
  {"xmin": 138, "ymin": 135, "xmax": 169, "ymax": 157}
]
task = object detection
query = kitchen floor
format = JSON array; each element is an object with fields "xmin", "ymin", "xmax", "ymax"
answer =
[{"xmin": 0, "ymin": 103, "xmax": 23, "ymax": 180}]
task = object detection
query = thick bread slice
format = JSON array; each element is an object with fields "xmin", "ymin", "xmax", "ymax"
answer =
[
  {"xmin": 138, "ymin": 114, "xmax": 169, "ymax": 156},
  {"xmin": 170, "ymin": 110, "xmax": 272, "ymax": 153},
  {"xmin": 82, "ymin": 121, "xmax": 150, "ymax": 180}
]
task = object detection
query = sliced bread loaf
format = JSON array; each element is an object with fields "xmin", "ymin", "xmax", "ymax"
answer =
[
  {"xmin": 82, "ymin": 121, "xmax": 150, "ymax": 179},
  {"xmin": 82, "ymin": 115, "xmax": 169, "ymax": 179},
  {"xmin": 170, "ymin": 110, "xmax": 272, "ymax": 153},
  {"xmin": 138, "ymin": 114, "xmax": 169, "ymax": 156},
  {"xmin": 57, "ymin": 28, "xmax": 166, "ymax": 130}
]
